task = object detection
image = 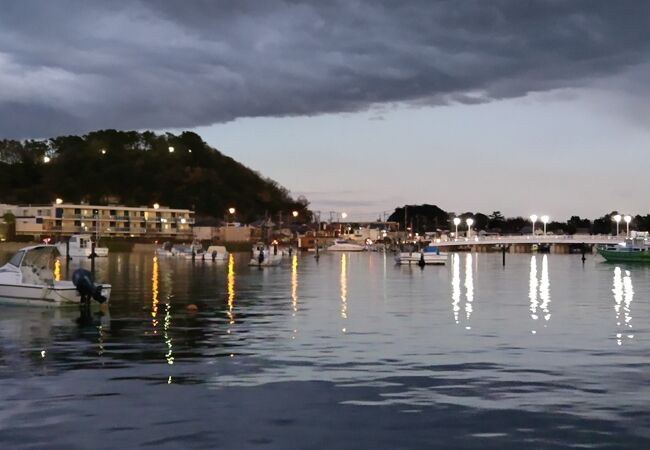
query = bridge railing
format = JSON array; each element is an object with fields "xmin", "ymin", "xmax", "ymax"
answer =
[{"xmin": 433, "ymin": 234, "xmax": 624, "ymax": 246}]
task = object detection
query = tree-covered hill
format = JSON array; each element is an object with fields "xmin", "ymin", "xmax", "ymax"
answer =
[{"xmin": 0, "ymin": 130, "xmax": 308, "ymax": 222}]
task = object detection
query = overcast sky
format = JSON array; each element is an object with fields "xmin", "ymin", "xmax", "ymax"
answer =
[{"xmin": 2, "ymin": 1, "xmax": 649, "ymax": 219}]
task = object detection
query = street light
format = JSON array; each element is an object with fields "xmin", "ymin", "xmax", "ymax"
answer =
[
  {"xmin": 466, "ymin": 218, "xmax": 474, "ymax": 238},
  {"xmin": 530, "ymin": 214, "xmax": 538, "ymax": 236},
  {"xmin": 341, "ymin": 212, "xmax": 348, "ymax": 220},
  {"xmin": 228, "ymin": 207, "xmax": 236, "ymax": 215},
  {"xmin": 613, "ymin": 214, "xmax": 622, "ymax": 236},
  {"xmin": 55, "ymin": 198, "xmax": 63, "ymax": 205},
  {"xmin": 168, "ymin": 146, "xmax": 175, "ymax": 153},
  {"xmin": 453, "ymin": 217, "xmax": 461, "ymax": 239},
  {"xmin": 624, "ymin": 215, "xmax": 632, "ymax": 237},
  {"xmin": 43, "ymin": 156, "xmax": 51, "ymax": 163},
  {"xmin": 153, "ymin": 203, "xmax": 160, "ymax": 210},
  {"xmin": 541, "ymin": 215, "xmax": 549, "ymax": 235},
  {"xmin": 292, "ymin": 210, "xmax": 299, "ymax": 218}
]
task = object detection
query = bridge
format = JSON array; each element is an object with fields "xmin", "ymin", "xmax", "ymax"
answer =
[{"xmin": 431, "ymin": 234, "xmax": 623, "ymax": 253}]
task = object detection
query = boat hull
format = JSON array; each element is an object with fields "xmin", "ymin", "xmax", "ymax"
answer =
[
  {"xmin": 56, "ymin": 245, "xmax": 109, "ymax": 257},
  {"xmin": 396, "ymin": 253, "xmax": 447, "ymax": 265},
  {"xmin": 0, "ymin": 282, "xmax": 111, "ymax": 307},
  {"xmin": 598, "ymin": 249, "xmax": 650, "ymax": 263}
]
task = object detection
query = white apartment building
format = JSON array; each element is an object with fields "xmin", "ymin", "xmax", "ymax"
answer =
[{"xmin": 0, "ymin": 202, "xmax": 194, "ymax": 239}]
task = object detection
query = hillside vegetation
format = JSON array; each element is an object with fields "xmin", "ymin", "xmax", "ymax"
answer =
[{"xmin": 0, "ymin": 130, "xmax": 308, "ymax": 221}]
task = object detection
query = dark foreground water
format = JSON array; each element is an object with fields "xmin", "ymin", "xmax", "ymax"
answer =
[{"xmin": 0, "ymin": 251, "xmax": 649, "ymax": 449}]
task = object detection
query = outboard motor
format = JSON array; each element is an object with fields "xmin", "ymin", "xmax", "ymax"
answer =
[{"xmin": 72, "ymin": 268, "xmax": 106, "ymax": 303}]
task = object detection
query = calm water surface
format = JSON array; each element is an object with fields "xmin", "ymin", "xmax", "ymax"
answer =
[{"xmin": 0, "ymin": 251, "xmax": 649, "ymax": 449}]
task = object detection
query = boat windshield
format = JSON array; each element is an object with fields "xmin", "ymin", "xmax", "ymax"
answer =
[
  {"xmin": 7, "ymin": 251, "xmax": 24, "ymax": 267},
  {"xmin": 21, "ymin": 247, "xmax": 58, "ymax": 284}
]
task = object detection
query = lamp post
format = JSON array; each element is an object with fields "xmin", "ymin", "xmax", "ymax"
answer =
[
  {"xmin": 541, "ymin": 215, "xmax": 549, "ymax": 236},
  {"xmin": 55, "ymin": 198, "xmax": 63, "ymax": 205},
  {"xmin": 292, "ymin": 210, "xmax": 298, "ymax": 218},
  {"xmin": 153, "ymin": 203, "xmax": 160, "ymax": 210},
  {"xmin": 530, "ymin": 214, "xmax": 538, "ymax": 236},
  {"xmin": 613, "ymin": 214, "xmax": 622, "ymax": 236},
  {"xmin": 453, "ymin": 217, "xmax": 461, "ymax": 239},
  {"xmin": 624, "ymin": 215, "xmax": 632, "ymax": 237},
  {"xmin": 466, "ymin": 218, "xmax": 474, "ymax": 238}
]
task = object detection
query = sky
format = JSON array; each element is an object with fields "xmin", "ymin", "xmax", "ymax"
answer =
[{"xmin": 1, "ymin": 0, "xmax": 649, "ymax": 220}]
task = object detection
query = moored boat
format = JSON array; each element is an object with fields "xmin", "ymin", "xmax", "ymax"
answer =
[
  {"xmin": 0, "ymin": 245, "xmax": 111, "ymax": 306},
  {"xmin": 598, "ymin": 237, "xmax": 650, "ymax": 263},
  {"xmin": 396, "ymin": 245, "xmax": 447, "ymax": 265},
  {"xmin": 56, "ymin": 234, "xmax": 109, "ymax": 257}
]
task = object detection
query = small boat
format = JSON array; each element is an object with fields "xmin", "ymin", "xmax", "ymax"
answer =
[
  {"xmin": 174, "ymin": 241, "xmax": 204, "ymax": 259},
  {"xmin": 56, "ymin": 234, "xmax": 109, "ymax": 257},
  {"xmin": 155, "ymin": 241, "xmax": 175, "ymax": 257},
  {"xmin": 598, "ymin": 237, "xmax": 650, "ymax": 263},
  {"xmin": 0, "ymin": 245, "xmax": 111, "ymax": 306},
  {"xmin": 327, "ymin": 239, "xmax": 366, "ymax": 252},
  {"xmin": 396, "ymin": 245, "xmax": 447, "ymax": 265},
  {"xmin": 200, "ymin": 245, "xmax": 229, "ymax": 262}
]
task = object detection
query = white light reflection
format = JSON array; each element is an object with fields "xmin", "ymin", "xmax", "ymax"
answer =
[
  {"xmin": 464, "ymin": 254, "xmax": 474, "ymax": 329},
  {"xmin": 539, "ymin": 255, "xmax": 551, "ymax": 323},
  {"xmin": 613, "ymin": 267, "xmax": 634, "ymax": 345},
  {"xmin": 164, "ymin": 302, "xmax": 174, "ymax": 364},
  {"xmin": 529, "ymin": 255, "xmax": 552, "ymax": 334},
  {"xmin": 529, "ymin": 256, "xmax": 539, "ymax": 333},
  {"xmin": 451, "ymin": 253, "xmax": 461, "ymax": 324},
  {"xmin": 340, "ymin": 254, "xmax": 347, "ymax": 331},
  {"xmin": 227, "ymin": 254, "xmax": 235, "ymax": 326},
  {"xmin": 450, "ymin": 253, "xmax": 474, "ymax": 328}
]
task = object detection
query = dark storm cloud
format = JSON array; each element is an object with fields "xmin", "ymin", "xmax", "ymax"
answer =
[{"xmin": 1, "ymin": 0, "xmax": 649, "ymax": 138}]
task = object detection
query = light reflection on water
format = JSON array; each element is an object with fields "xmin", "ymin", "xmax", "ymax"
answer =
[
  {"xmin": 451, "ymin": 253, "xmax": 474, "ymax": 329},
  {"xmin": 613, "ymin": 266, "xmax": 635, "ymax": 345},
  {"xmin": 0, "ymin": 251, "xmax": 649, "ymax": 448},
  {"xmin": 529, "ymin": 255, "xmax": 552, "ymax": 334}
]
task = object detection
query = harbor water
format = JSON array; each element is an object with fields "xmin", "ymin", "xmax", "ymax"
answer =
[{"xmin": 0, "ymin": 251, "xmax": 649, "ymax": 449}]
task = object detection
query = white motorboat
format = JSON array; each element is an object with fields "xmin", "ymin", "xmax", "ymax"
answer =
[
  {"xmin": 396, "ymin": 245, "xmax": 447, "ymax": 265},
  {"xmin": 204, "ymin": 245, "xmax": 229, "ymax": 261},
  {"xmin": 155, "ymin": 241, "xmax": 175, "ymax": 257},
  {"xmin": 0, "ymin": 245, "xmax": 111, "ymax": 306},
  {"xmin": 249, "ymin": 244, "xmax": 282, "ymax": 267},
  {"xmin": 327, "ymin": 239, "xmax": 366, "ymax": 252},
  {"xmin": 252, "ymin": 241, "xmax": 290, "ymax": 258},
  {"xmin": 173, "ymin": 240, "xmax": 204, "ymax": 259},
  {"xmin": 56, "ymin": 234, "xmax": 109, "ymax": 257}
]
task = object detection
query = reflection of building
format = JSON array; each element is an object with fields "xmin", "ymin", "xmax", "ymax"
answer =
[{"xmin": 0, "ymin": 202, "xmax": 194, "ymax": 239}]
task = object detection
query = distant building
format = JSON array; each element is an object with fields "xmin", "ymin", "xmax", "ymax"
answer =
[
  {"xmin": 0, "ymin": 202, "xmax": 194, "ymax": 240},
  {"xmin": 193, "ymin": 223, "xmax": 255, "ymax": 243}
]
